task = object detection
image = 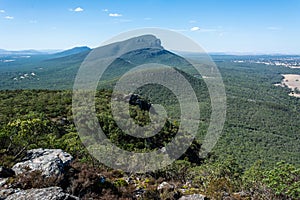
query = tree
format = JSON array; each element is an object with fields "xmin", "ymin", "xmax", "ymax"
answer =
[{"xmin": 4, "ymin": 112, "xmax": 57, "ymax": 159}]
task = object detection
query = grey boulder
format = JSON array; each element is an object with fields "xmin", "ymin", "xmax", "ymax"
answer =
[
  {"xmin": 5, "ymin": 187, "xmax": 78, "ymax": 200},
  {"xmin": 12, "ymin": 149, "xmax": 73, "ymax": 177},
  {"xmin": 179, "ymin": 194, "xmax": 208, "ymax": 200},
  {"xmin": 157, "ymin": 181, "xmax": 175, "ymax": 191}
]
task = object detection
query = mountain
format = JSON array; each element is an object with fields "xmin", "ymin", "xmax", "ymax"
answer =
[
  {"xmin": 18, "ymin": 35, "xmax": 198, "ymax": 89},
  {"xmin": 0, "ymin": 35, "xmax": 202, "ymax": 89},
  {"xmin": 52, "ymin": 46, "xmax": 91, "ymax": 58},
  {"xmin": 100, "ymin": 44, "xmax": 198, "ymax": 81},
  {"xmin": 0, "ymin": 49, "xmax": 45, "ymax": 55}
]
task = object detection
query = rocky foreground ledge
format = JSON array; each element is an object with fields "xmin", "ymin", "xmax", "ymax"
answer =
[
  {"xmin": 3, "ymin": 187, "xmax": 79, "ymax": 200},
  {"xmin": 0, "ymin": 148, "xmax": 235, "ymax": 199},
  {"xmin": 0, "ymin": 149, "xmax": 75, "ymax": 200}
]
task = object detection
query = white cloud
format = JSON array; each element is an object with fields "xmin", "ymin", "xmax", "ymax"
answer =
[
  {"xmin": 0, "ymin": 10, "xmax": 5, "ymax": 13},
  {"xmin": 190, "ymin": 26, "xmax": 219, "ymax": 32},
  {"xmin": 102, "ymin": 9, "xmax": 109, "ymax": 12},
  {"xmin": 109, "ymin": 13, "xmax": 122, "ymax": 17},
  {"xmin": 4, "ymin": 16, "xmax": 14, "ymax": 20},
  {"xmin": 190, "ymin": 26, "xmax": 200, "ymax": 31},
  {"xmin": 74, "ymin": 7, "xmax": 84, "ymax": 12},
  {"xmin": 69, "ymin": 7, "xmax": 84, "ymax": 12}
]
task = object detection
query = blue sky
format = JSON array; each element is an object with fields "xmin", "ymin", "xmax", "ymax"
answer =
[{"xmin": 1, "ymin": 0, "xmax": 300, "ymax": 54}]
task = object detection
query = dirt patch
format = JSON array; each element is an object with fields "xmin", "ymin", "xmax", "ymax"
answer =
[{"xmin": 275, "ymin": 74, "xmax": 300, "ymax": 98}]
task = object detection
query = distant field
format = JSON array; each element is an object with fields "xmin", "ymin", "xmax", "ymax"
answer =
[{"xmin": 280, "ymin": 74, "xmax": 300, "ymax": 97}]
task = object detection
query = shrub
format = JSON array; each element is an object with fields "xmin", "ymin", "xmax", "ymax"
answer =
[
  {"xmin": 12, "ymin": 170, "xmax": 62, "ymax": 189},
  {"xmin": 188, "ymin": 157, "xmax": 243, "ymax": 198},
  {"xmin": 113, "ymin": 178, "xmax": 128, "ymax": 187},
  {"xmin": 263, "ymin": 161, "xmax": 300, "ymax": 199}
]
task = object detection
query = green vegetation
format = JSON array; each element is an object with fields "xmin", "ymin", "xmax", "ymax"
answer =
[
  {"xmin": 213, "ymin": 57, "xmax": 300, "ymax": 167},
  {"xmin": 0, "ymin": 89, "xmax": 299, "ymax": 199}
]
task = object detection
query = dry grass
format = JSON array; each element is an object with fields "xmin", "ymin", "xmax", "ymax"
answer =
[{"xmin": 276, "ymin": 74, "xmax": 300, "ymax": 98}]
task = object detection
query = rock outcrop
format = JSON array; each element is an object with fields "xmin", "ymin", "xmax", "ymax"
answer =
[
  {"xmin": 157, "ymin": 181, "xmax": 175, "ymax": 191},
  {"xmin": 12, "ymin": 148, "xmax": 73, "ymax": 177},
  {"xmin": 0, "ymin": 189, "xmax": 22, "ymax": 199},
  {"xmin": 4, "ymin": 187, "xmax": 79, "ymax": 200},
  {"xmin": 179, "ymin": 194, "xmax": 208, "ymax": 200},
  {"xmin": 129, "ymin": 94, "xmax": 151, "ymax": 111}
]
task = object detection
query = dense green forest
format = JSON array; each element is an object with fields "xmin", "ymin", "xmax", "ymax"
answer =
[
  {"xmin": 213, "ymin": 58, "xmax": 300, "ymax": 167},
  {"xmin": 0, "ymin": 88, "xmax": 299, "ymax": 199}
]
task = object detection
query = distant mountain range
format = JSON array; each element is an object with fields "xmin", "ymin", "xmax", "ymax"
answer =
[
  {"xmin": 1, "ymin": 46, "xmax": 299, "ymax": 57},
  {"xmin": 0, "ymin": 49, "xmax": 46, "ymax": 55},
  {"xmin": 0, "ymin": 46, "xmax": 91, "ymax": 56}
]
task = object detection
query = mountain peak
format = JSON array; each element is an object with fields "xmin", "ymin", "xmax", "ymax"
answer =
[
  {"xmin": 127, "ymin": 35, "xmax": 162, "ymax": 49},
  {"xmin": 90, "ymin": 35, "xmax": 163, "ymax": 59}
]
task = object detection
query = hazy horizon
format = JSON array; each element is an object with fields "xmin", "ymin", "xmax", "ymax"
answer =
[{"xmin": 1, "ymin": 47, "xmax": 300, "ymax": 56}]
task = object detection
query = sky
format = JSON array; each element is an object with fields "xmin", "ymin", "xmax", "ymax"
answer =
[{"xmin": 1, "ymin": 0, "xmax": 300, "ymax": 54}]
